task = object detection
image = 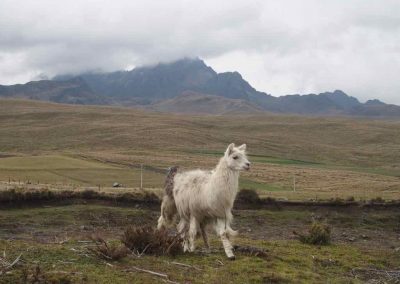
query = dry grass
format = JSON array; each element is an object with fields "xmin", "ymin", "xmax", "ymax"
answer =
[
  {"xmin": 121, "ymin": 225, "xmax": 182, "ymax": 256},
  {"xmin": 295, "ymin": 222, "xmax": 332, "ymax": 245},
  {"xmin": 0, "ymin": 99, "xmax": 399, "ymax": 201},
  {"xmin": 88, "ymin": 234, "xmax": 129, "ymax": 261}
]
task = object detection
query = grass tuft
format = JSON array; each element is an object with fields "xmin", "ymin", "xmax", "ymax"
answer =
[
  {"xmin": 236, "ymin": 189, "xmax": 261, "ymax": 204},
  {"xmin": 121, "ymin": 225, "xmax": 182, "ymax": 256},
  {"xmin": 88, "ymin": 234, "xmax": 129, "ymax": 261},
  {"xmin": 296, "ymin": 222, "xmax": 331, "ymax": 245}
]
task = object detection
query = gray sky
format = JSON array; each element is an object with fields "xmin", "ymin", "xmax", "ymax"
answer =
[{"xmin": 1, "ymin": 0, "xmax": 399, "ymax": 104}]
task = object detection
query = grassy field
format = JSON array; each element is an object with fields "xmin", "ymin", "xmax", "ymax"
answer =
[
  {"xmin": 0, "ymin": 99, "xmax": 399, "ymax": 283},
  {"xmin": 0, "ymin": 99, "xmax": 399, "ymax": 200},
  {"xmin": 0, "ymin": 203, "xmax": 399, "ymax": 283}
]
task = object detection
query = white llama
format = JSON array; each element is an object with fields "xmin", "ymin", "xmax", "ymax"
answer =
[{"xmin": 157, "ymin": 143, "xmax": 250, "ymax": 259}]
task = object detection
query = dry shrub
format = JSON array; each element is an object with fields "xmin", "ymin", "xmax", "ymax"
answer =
[
  {"xmin": 296, "ymin": 222, "xmax": 331, "ymax": 245},
  {"xmin": 121, "ymin": 225, "xmax": 182, "ymax": 256},
  {"xmin": 89, "ymin": 234, "xmax": 129, "ymax": 261},
  {"xmin": 236, "ymin": 189, "xmax": 261, "ymax": 204}
]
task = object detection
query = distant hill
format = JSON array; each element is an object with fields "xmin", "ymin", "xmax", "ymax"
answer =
[
  {"xmin": 0, "ymin": 77, "xmax": 109, "ymax": 105},
  {"xmin": 149, "ymin": 91, "xmax": 263, "ymax": 114},
  {"xmin": 1, "ymin": 57, "xmax": 400, "ymax": 117}
]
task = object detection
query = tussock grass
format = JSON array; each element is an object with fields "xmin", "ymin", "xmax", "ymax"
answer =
[
  {"xmin": 121, "ymin": 226, "xmax": 182, "ymax": 256},
  {"xmin": 295, "ymin": 222, "xmax": 331, "ymax": 245},
  {"xmin": 236, "ymin": 189, "xmax": 262, "ymax": 204},
  {"xmin": 88, "ymin": 234, "xmax": 129, "ymax": 261}
]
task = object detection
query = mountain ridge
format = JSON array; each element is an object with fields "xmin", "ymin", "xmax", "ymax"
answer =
[{"xmin": 1, "ymin": 57, "xmax": 399, "ymax": 117}]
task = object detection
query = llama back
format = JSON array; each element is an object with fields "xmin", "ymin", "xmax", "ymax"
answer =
[
  {"xmin": 164, "ymin": 166, "xmax": 179, "ymax": 198},
  {"xmin": 157, "ymin": 166, "xmax": 179, "ymax": 230}
]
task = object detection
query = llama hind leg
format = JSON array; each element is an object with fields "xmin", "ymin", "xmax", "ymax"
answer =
[
  {"xmin": 215, "ymin": 218, "xmax": 235, "ymax": 260},
  {"xmin": 200, "ymin": 222, "xmax": 210, "ymax": 251}
]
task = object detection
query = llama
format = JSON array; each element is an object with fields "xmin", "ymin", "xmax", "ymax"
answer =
[{"xmin": 157, "ymin": 143, "xmax": 250, "ymax": 259}]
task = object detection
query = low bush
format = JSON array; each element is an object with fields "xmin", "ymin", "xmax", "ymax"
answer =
[
  {"xmin": 236, "ymin": 189, "xmax": 261, "ymax": 204},
  {"xmin": 296, "ymin": 222, "xmax": 331, "ymax": 245},
  {"xmin": 121, "ymin": 225, "xmax": 182, "ymax": 256},
  {"xmin": 88, "ymin": 234, "xmax": 129, "ymax": 261}
]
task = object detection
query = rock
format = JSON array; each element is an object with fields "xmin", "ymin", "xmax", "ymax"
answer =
[
  {"xmin": 347, "ymin": 237, "xmax": 356, "ymax": 242},
  {"xmin": 360, "ymin": 234, "xmax": 369, "ymax": 239},
  {"xmin": 112, "ymin": 182, "xmax": 121, "ymax": 188}
]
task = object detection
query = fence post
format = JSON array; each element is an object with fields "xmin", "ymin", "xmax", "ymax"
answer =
[
  {"xmin": 140, "ymin": 164, "xmax": 143, "ymax": 190},
  {"xmin": 293, "ymin": 175, "xmax": 296, "ymax": 192}
]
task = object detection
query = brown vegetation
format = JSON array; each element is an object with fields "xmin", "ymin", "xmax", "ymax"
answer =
[{"xmin": 121, "ymin": 225, "xmax": 182, "ymax": 256}]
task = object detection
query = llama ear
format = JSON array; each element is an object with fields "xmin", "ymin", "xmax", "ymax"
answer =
[
  {"xmin": 225, "ymin": 143, "xmax": 235, "ymax": 156},
  {"xmin": 238, "ymin": 144, "xmax": 247, "ymax": 151}
]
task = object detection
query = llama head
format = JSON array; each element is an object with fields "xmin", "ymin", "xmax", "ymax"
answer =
[{"xmin": 224, "ymin": 143, "xmax": 251, "ymax": 171}]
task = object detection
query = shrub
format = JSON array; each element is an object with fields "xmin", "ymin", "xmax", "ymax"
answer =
[
  {"xmin": 121, "ymin": 225, "xmax": 182, "ymax": 256},
  {"xmin": 236, "ymin": 189, "xmax": 261, "ymax": 204},
  {"xmin": 296, "ymin": 222, "xmax": 331, "ymax": 245},
  {"xmin": 88, "ymin": 234, "xmax": 129, "ymax": 261}
]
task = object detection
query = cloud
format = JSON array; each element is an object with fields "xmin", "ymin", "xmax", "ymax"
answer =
[{"xmin": 0, "ymin": 0, "xmax": 399, "ymax": 103}]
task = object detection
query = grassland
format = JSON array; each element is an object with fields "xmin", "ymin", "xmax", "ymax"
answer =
[
  {"xmin": 0, "ymin": 98, "xmax": 399, "ymax": 201},
  {"xmin": 0, "ymin": 99, "xmax": 400, "ymax": 283},
  {"xmin": 0, "ymin": 204, "xmax": 399, "ymax": 283}
]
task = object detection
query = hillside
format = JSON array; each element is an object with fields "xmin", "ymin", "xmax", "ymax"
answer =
[
  {"xmin": 149, "ymin": 91, "xmax": 263, "ymax": 114},
  {"xmin": 1, "ymin": 99, "xmax": 399, "ymax": 169},
  {"xmin": 0, "ymin": 99, "xmax": 399, "ymax": 200},
  {"xmin": 0, "ymin": 77, "xmax": 109, "ymax": 105}
]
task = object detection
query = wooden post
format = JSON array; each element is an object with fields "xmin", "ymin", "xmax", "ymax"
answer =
[
  {"xmin": 293, "ymin": 175, "xmax": 296, "ymax": 192},
  {"xmin": 140, "ymin": 164, "xmax": 143, "ymax": 190}
]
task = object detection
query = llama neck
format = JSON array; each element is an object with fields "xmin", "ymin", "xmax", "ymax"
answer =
[{"xmin": 211, "ymin": 158, "xmax": 240, "ymax": 199}]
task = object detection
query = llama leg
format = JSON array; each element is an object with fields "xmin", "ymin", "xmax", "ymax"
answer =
[
  {"xmin": 225, "ymin": 211, "xmax": 238, "ymax": 239},
  {"xmin": 188, "ymin": 216, "xmax": 199, "ymax": 252},
  {"xmin": 215, "ymin": 218, "xmax": 235, "ymax": 260},
  {"xmin": 177, "ymin": 219, "xmax": 189, "ymax": 252},
  {"xmin": 200, "ymin": 222, "xmax": 210, "ymax": 251}
]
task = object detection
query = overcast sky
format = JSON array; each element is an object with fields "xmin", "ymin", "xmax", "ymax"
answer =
[{"xmin": 1, "ymin": 0, "xmax": 399, "ymax": 103}]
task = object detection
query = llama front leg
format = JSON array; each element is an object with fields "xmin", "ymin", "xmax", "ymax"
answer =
[
  {"xmin": 188, "ymin": 216, "xmax": 199, "ymax": 252},
  {"xmin": 216, "ymin": 218, "xmax": 235, "ymax": 260}
]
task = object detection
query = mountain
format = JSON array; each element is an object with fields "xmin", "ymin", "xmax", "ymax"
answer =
[
  {"xmin": 54, "ymin": 58, "xmax": 273, "ymax": 105},
  {"xmin": 0, "ymin": 77, "xmax": 109, "ymax": 105},
  {"xmin": 2, "ymin": 57, "xmax": 400, "ymax": 117}
]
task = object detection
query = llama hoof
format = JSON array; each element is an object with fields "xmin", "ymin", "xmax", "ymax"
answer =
[{"xmin": 228, "ymin": 255, "xmax": 236, "ymax": 261}]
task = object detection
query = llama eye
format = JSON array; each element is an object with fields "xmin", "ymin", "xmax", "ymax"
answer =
[{"xmin": 233, "ymin": 156, "xmax": 238, "ymax": 160}]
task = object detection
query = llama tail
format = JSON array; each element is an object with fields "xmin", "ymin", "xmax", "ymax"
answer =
[{"xmin": 157, "ymin": 166, "xmax": 179, "ymax": 230}]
